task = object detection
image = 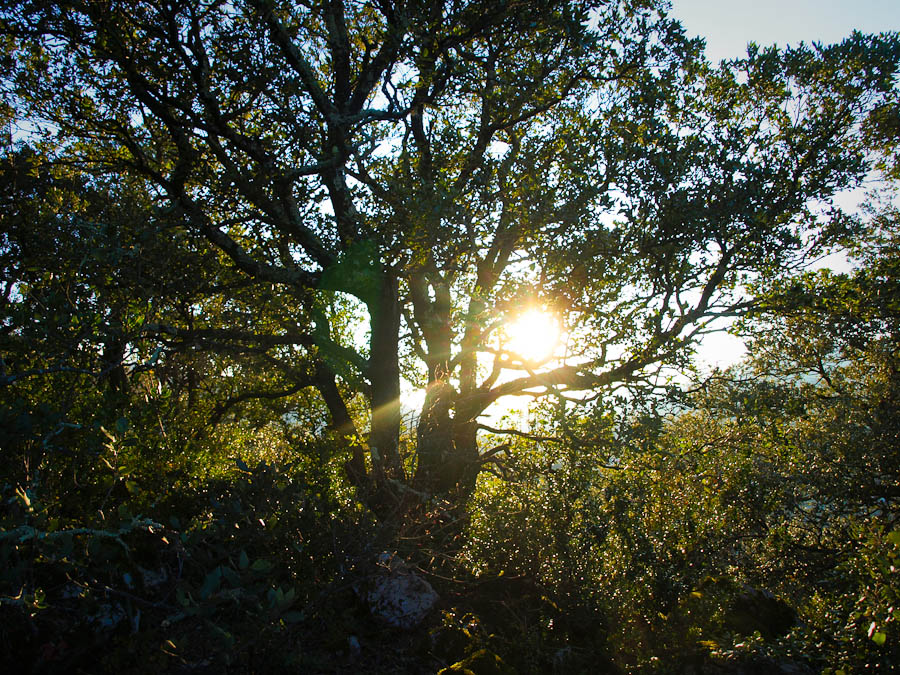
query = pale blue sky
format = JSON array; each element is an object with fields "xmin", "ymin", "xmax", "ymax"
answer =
[
  {"xmin": 667, "ymin": 1, "xmax": 900, "ymax": 368},
  {"xmin": 670, "ymin": 0, "xmax": 900, "ymax": 63}
]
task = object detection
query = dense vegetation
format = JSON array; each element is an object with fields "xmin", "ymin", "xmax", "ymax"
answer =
[{"xmin": 1, "ymin": 0, "xmax": 898, "ymax": 672}]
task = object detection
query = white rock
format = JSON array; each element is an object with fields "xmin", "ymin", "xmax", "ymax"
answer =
[{"xmin": 366, "ymin": 553, "xmax": 439, "ymax": 629}]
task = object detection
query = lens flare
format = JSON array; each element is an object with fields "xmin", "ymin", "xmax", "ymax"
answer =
[{"xmin": 505, "ymin": 309, "xmax": 561, "ymax": 363}]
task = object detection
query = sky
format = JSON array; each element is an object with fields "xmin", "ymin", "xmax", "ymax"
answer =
[
  {"xmin": 472, "ymin": 2, "xmax": 900, "ymax": 410},
  {"xmin": 668, "ymin": 1, "xmax": 900, "ymax": 368},
  {"xmin": 414, "ymin": 1, "xmax": 900, "ymax": 410},
  {"xmin": 670, "ymin": 0, "xmax": 900, "ymax": 64}
]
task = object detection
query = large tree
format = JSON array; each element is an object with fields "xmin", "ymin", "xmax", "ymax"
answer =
[{"xmin": 2, "ymin": 0, "xmax": 898, "ymax": 504}]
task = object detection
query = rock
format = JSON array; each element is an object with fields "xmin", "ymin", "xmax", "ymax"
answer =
[
  {"xmin": 365, "ymin": 552, "xmax": 439, "ymax": 629},
  {"xmin": 88, "ymin": 602, "xmax": 127, "ymax": 630}
]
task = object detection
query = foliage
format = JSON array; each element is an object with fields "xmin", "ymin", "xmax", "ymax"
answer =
[
  {"xmin": 1, "ymin": 1, "xmax": 900, "ymax": 672},
  {"xmin": 456, "ymin": 201, "xmax": 900, "ymax": 672},
  {"xmin": 1, "ymin": 452, "xmax": 376, "ymax": 673},
  {"xmin": 2, "ymin": 0, "xmax": 897, "ymax": 502}
]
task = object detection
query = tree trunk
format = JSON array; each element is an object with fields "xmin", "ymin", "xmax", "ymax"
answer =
[
  {"xmin": 410, "ymin": 271, "xmax": 482, "ymax": 497},
  {"xmin": 450, "ymin": 419, "xmax": 480, "ymax": 496},
  {"xmin": 100, "ymin": 330, "xmax": 129, "ymax": 394},
  {"xmin": 415, "ymin": 401, "xmax": 480, "ymax": 497},
  {"xmin": 368, "ymin": 271, "xmax": 403, "ymax": 481},
  {"xmin": 314, "ymin": 363, "xmax": 367, "ymax": 487},
  {"xmin": 414, "ymin": 380, "xmax": 454, "ymax": 491}
]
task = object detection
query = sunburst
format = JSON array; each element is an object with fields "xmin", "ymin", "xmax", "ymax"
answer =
[{"xmin": 505, "ymin": 309, "xmax": 561, "ymax": 364}]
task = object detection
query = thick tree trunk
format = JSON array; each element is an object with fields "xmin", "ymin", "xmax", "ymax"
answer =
[
  {"xmin": 414, "ymin": 381, "xmax": 454, "ymax": 491},
  {"xmin": 450, "ymin": 419, "xmax": 480, "ymax": 496},
  {"xmin": 368, "ymin": 271, "xmax": 403, "ymax": 481},
  {"xmin": 415, "ymin": 398, "xmax": 480, "ymax": 496},
  {"xmin": 409, "ymin": 271, "xmax": 482, "ymax": 496},
  {"xmin": 411, "ymin": 342, "xmax": 482, "ymax": 494}
]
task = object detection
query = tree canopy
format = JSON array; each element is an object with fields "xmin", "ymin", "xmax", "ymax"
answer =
[{"xmin": 3, "ymin": 0, "xmax": 898, "ymax": 502}]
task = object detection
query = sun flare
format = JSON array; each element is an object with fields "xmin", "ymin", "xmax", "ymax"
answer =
[{"xmin": 505, "ymin": 309, "xmax": 561, "ymax": 364}]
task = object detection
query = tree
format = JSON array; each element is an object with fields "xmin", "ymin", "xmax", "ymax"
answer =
[
  {"xmin": 458, "ymin": 199, "xmax": 900, "ymax": 669},
  {"xmin": 2, "ymin": 0, "xmax": 898, "ymax": 508}
]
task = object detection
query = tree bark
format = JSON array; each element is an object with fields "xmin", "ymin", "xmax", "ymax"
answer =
[
  {"xmin": 368, "ymin": 270, "xmax": 403, "ymax": 481},
  {"xmin": 415, "ymin": 412, "xmax": 480, "ymax": 496},
  {"xmin": 314, "ymin": 363, "xmax": 367, "ymax": 487}
]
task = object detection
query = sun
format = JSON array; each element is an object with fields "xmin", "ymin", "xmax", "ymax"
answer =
[{"xmin": 505, "ymin": 308, "xmax": 561, "ymax": 364}]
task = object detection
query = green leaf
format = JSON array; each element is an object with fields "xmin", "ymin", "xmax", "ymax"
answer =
[
  {"xmin": 886, "ymin": 530, "xmax": 900, "ymax": 546},
  {"xmin": 250, "ymin": 558, "xmax": 273, "ymax": 573},
  {"xmin": 873, "ymin": 631, "xmax": 887, "ymax": 647},
  {"xmin": 283, "ymin": 611, "xmax": 304, "ymax": 624},
  {"xmin": 318, "ymin": 239, "xmax": 381, "ymax": 308},
  {"xmin": 238, "ymin": 550, "xmax": 249, "ymax": 570},
  {"xmin": 199, "ymin": 567, "xmax": 223, "ymax": 600},
  {"xmin": 222, "ymin": 566, "xmax": 240, "ymax": 586}
]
